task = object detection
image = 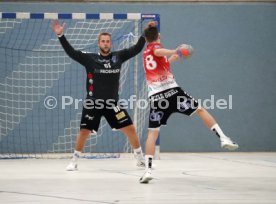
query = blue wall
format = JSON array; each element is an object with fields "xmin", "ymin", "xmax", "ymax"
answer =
[{"xmin": 1, "ymin": 2, "xmax": 276, "ymax": 152}]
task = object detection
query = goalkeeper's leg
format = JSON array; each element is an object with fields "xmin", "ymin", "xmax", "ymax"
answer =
[
  {"xmin": 66, "ymin": 129, "xmax": 91, "ymax": 171},
  {"xmin": 120, "ymin": 125, "xmax": 145, "ymax": 167},
  {"xmin": 66, "ymin": 106, "xmax": 101, "ymax": 171}
]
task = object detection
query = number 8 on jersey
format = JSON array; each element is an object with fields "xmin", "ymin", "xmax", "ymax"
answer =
[{"xmin": 145, "ymin": 55, "xmax": 157, "ymax": 70}]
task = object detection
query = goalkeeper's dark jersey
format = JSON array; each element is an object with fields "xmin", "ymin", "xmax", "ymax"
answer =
[{"xmin": 58, "ymin": 35, "xmax": 145, "ymax": 100}]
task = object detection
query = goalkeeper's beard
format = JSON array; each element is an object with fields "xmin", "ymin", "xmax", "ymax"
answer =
[{"xmin": 100, "ymin": 47, "xmax": 111, "ymax": 55}]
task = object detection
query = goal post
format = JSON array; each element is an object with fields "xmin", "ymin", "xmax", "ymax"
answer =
[{"xmin": 0, "ymin": 12, "xmax": 160, "ymax": 159}]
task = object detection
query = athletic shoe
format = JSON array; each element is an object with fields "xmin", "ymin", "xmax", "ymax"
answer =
[
  {"xmin": 66, "ymin": 161, "xmax": 78, "ymax": 171},
  {"xmin": 139, "ymin": 169, "xmax": 153, "ymax": 184},
  {"xmin": 221, "ymin": 136, "xmax": 239, "ymax": 150}
]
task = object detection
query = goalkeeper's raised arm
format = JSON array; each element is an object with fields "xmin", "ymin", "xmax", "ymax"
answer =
[
  {"xmin": 117, "ymin": 35, "xmax": 146, "ymax": 63},
  {"xmin": 51, "ymin": 20, "xmax": 89, "ymax": 67}
]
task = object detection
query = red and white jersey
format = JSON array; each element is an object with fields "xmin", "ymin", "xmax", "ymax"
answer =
[{"xmin": 143, "ymin": 43, "xmax": 178, "ymax": 96}]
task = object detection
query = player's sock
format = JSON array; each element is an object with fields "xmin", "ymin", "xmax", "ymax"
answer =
[
  {"xmin": 66, "ymin": 150, "xmax": 81, "ymax": 171},
  {"xmin": 134, "ymin": 147, "xmax": 145, "ymax": 167},
  {"xmin": 133, "ymin": 146, "xmax": 143, "ymax": 155},
  {"xmin": 72, "ymin": 150, "xmax": 81, "ymax": 161},
  {"xmin": 145, "ymin": 155, "xmax": 153, "ymax": 170},
  {"xmin": 210, "ymin": 124, "xmax": 227, "ymax": 139}
]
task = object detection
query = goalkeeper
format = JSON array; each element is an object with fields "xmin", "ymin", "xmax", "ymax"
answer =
[
  {"xmin": 52, "ymin": 20, "xmax": 146, "ymax": 171},
  {"xmin": 140, "ymin": 22, "xmax": 239, "ymax": 183}
]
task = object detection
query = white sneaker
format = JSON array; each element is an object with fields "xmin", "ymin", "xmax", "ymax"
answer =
[
  {"xmin": 134, "ymin": 154, "xmax": 145, "ymax": 168},
  {"xmin": 139, "ymin": 170, "xmax": 153, "ymax": 184},
  {"xmin": 66, "ymin": 161, "xmax": 78, "ymax": 171},
  {"xmin": 221, "ymin": 136, "xmax": 239, "ymax": 150}
]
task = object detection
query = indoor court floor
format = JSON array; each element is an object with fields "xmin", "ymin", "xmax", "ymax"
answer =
[{"xmin": 1, "ymin": 152, "xmax": 276, "ymax": 204}]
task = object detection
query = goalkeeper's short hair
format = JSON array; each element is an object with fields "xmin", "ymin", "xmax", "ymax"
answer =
[
  {"xmin": 144, "ymin": 25, "xmax": 158, "ymax": 43},
  {"xmin": 98, "ymin": 32, "xmax": 112, "ymax": 42}
]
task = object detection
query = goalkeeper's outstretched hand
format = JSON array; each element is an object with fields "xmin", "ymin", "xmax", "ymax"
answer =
[{"xmin": 51, "ymin": 19, "xmax": 65, "ymax": 36}]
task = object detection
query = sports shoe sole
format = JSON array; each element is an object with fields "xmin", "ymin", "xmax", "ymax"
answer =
[
  {"xmin": 222, "ymin": 144, "xmax": 239, "ymax": 151},
  {"xmin": 66, "ymin": 164, "xmax": 78, "ymax": 171},
  {"xmin": 66, "ymin": 168, "xmax": 78, "ymax": 171},
  {"xmin": 139, "ymin": 176, "xmax": 153, "ymax": 184},
  {"xmin": 137, "ymin": 163, "xmax": 146, "ymax": 168}
]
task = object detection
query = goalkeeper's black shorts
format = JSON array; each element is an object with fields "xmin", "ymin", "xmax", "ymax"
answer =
[
  {"xmin": 148, "ymin": 87, "xmax": 199, "ymax": 129},
  {"xmin": 80, "ymin": 99, "xmax": 133, "ymax": 132}
]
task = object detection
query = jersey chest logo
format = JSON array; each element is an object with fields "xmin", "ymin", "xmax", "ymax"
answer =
[{"xmin": 112, "ymin": 56, "xmax": 117, "ymax": 63}]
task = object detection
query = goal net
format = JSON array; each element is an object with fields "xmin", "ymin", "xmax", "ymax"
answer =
[{"xmin": 0, "ymin": 13, "xmax": 160, "ymax": 159}]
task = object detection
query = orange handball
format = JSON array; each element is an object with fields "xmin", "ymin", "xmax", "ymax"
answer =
[
  {"xmin": 178, "ymin": 44, "xmax": 194, "ymax": 58},
  {"xmin": 181, "ymin": 48, "xmax": 190, "ymax": 57}
]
